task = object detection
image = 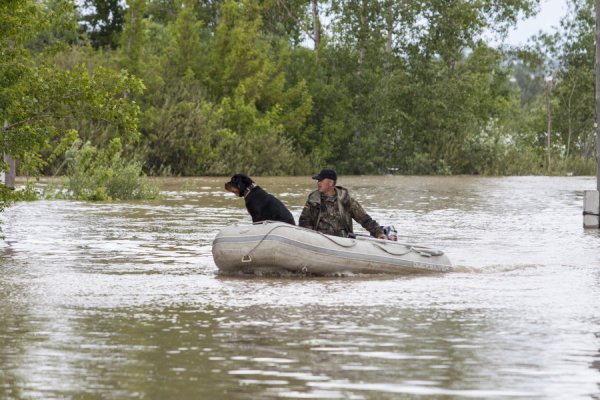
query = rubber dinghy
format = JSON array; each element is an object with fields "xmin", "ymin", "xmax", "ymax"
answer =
[{"xmin": 212, "ymin": 221, "xmax": 453, "ymax": 276}]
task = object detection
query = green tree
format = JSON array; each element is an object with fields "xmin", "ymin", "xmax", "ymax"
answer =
[
  {"xmin": 1, "ymin": 0, "xmax": 144, "ymax": 203},
  {"xmin": 548, "ymin": 0, "xmax": 595, "ymax": 160},
  {"xmin": 260, "ymin": 0, "xmax": 311, "ymax": 44},
  {"xmin": 139, "ymin": 0, "xmax": 230, "ymax": 175},
  {"xmin": 510, "ymin": 0, "xmax": 596, "ymax": 174},
  {"xmin": 120, "ymin": 0, "xmax": 148, "ymax": 77},
  {"xmin": 313, "ymin": 0, "xmax": 538, "ymax": 174},
  {"xmin": 80, "ymin": 0, "xmax": 125, "ymax": 48},
  {"xmin": 207, "ymin": 0, "xmax": 312, "ymax": 174},
  {"xmin": 57, "ymin": 0, "xmax": 588, "ymax": 176},
  {"xmin": 163, "ymin": 0, "xmax": 204, "ymax": 80},
  {"xmin": 142, "ymin": 75, "xmax": 235, "ymax": 175}
]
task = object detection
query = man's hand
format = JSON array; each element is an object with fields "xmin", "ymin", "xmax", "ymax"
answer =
[{"xmin": 377, "ymin": 232, "xmax": 387, "ymax": 240}]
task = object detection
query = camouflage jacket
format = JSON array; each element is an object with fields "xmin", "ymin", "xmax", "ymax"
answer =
[{"xmin": 298, "ymin": 186, "xmax": 383, "ymax": 238}]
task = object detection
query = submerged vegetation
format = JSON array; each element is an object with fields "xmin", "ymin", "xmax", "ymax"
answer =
[{"xmin": 62, "ymin": 139, "xmax": 159, "ymax": 201}]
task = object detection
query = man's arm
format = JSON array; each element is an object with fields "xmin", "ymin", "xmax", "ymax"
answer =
[
  {"xmin": 349, "ymin": 198, "xmax": 385, "ymax": 238},
  {"xmin": 299, "ymin": 202, "xmax": 316, "ymax": 229}
]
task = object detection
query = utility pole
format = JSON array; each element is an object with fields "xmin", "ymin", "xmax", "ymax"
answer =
[{"xmin": 584, "ymin": 0, "xmax": 600, "ymax": 228}]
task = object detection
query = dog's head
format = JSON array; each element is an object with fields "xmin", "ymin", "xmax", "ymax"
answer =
[{"xmin": 225, "ymin": 174, "xmax": 255, "ymax": 197}]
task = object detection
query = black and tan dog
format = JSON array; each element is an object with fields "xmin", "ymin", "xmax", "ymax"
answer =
[{"xmin": 225, "ymin": 174, "xmax": 295, "ymax": 225}]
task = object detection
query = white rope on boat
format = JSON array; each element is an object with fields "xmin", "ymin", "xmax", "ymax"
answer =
[
  {"xmin": 372, "ymin": 242, "xmax": 412, "ymax": 256},
  {"xmin": 242, "ymin": 222, "xmax": 296, "ymax": 262},
  {"xmin": 316, "ymin": 231, "xmax": 358, "ymax": 248},
  {"xmin": 373, "ymin": 242, "xmax": 444, "ymax": 257}
]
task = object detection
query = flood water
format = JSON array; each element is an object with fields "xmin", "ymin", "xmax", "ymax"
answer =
[{"xmin": 1, "ymin": 175, "xmax": 599, "ymax": 399}]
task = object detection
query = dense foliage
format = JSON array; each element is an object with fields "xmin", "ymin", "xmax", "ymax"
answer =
[
  {"xmin": 80, "ymin": 0, "xmax": 597, "ymax": 176},
  {"xmin": 1, "ymin": 0, "xmax": 597, "ymax": 185}
]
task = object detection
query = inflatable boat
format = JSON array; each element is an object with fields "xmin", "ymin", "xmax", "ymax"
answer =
[{"xmin": 212, "ymin": 221, "xmax": 452, "ymax": 275}]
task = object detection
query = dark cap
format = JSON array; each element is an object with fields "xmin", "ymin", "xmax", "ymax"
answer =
[{"xmin": 312, "ymin": 168, "xmax": 337, "ymax": 181}]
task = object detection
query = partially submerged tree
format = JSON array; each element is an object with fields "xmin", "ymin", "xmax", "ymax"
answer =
[{"xmin": 1, "ymin": 0, "xmax": 145, "ymax": 214}]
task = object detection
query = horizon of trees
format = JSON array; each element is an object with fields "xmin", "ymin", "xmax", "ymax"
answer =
[{"xmin": 2, "ymin": 0, "xmax": 598, "ymax": 181}]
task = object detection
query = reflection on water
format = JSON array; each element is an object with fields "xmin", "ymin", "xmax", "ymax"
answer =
[{"xmin": 1, "ymin": 176, "xmax": 600, "ymax": 399}]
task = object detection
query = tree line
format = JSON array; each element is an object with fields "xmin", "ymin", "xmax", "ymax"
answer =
[{"xmin": 1, "ymin": 0, "xmax": 597, "ymax": 183}]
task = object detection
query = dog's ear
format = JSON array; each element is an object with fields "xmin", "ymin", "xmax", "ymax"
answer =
[{"xmin": 239, "ymin": 174, "xmax": 254, "ymax": 187}]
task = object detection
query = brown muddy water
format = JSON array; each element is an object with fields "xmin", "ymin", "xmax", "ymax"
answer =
[{"xmin": 1, "ymin": 176, "xmax": 599, "ymax": 399}]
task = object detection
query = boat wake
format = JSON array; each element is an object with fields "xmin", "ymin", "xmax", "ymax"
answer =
[{"xmin": 450, "ymin": 264, "xmax": 543, "ymax": 273}]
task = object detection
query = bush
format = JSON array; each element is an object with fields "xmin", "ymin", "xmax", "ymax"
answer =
[
  {"xmin": 64, "ymin": 139, "xmax": 159, "ymax": 201},
  {"xmin": 559, "ymin": 156, "xmax": 595, "ymax": 176}
]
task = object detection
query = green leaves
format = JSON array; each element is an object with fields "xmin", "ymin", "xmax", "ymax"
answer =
[
  {"xmin": 1, "ymin": 0, "xmax": 146, "ymax": 217},
  {"xmin": 2, "ymin": 64, "xmax": 143, "ymax": 159},
  {"xmin": 63, "ymin": 138, "xmax": 159, "ymax": 200},
  {"xmin": 141, "ymin": 78, "xmax": 235, "ymax": 175}
]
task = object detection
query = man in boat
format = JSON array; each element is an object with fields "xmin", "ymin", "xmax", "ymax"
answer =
[{"xmin": 299, "ymin": 168, "xmax": 387, "ymax": 239}]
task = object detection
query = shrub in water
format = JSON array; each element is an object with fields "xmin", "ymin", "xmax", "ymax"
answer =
[{"xmin": 65, "ymin": 139, "xmax": 159, "ymax": 201}]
